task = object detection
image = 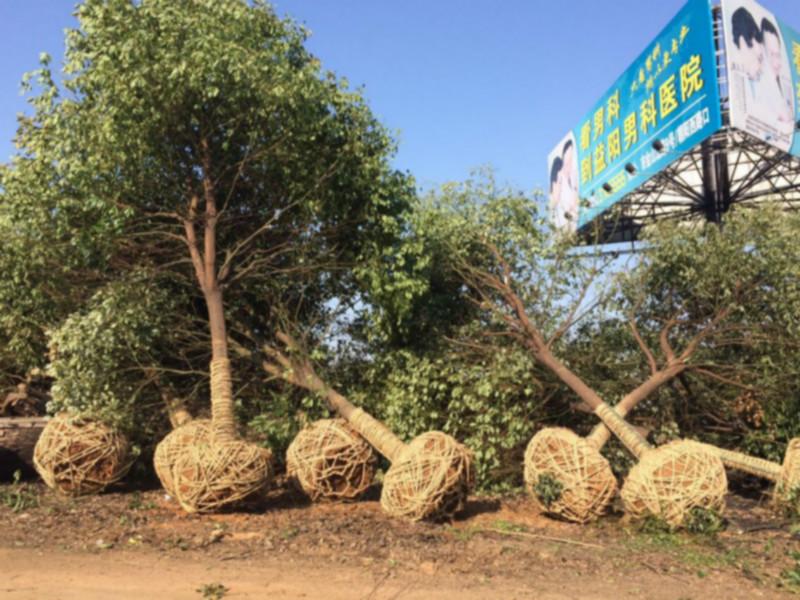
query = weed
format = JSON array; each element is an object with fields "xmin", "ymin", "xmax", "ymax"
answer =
[
  {"xmin": 127, "ymin": 491, "xmax": 156, "ymax": 511},
  {"xmin": 781, "ymin": 486, "xmax": 800, "ymax": 520},
  {"xmin": 447, "ymin": 526, "xmax": 478, "ymax": 542},
  {"xmin": 0, "ymin": 470, "xmax": 40, "ymax": 513},
  {"xmin": 280, "ymin": 526, "xmax": 300, "ymax": 540},
  {"xmin": 197, "ymin": 582, "xmax": 228, "ymax": 599},
  {"xmin": 782, "ymin": 551, "xmax": 800, "ymax": 588},
  {"xmin": 491, "ymin": 519, "xmax": 527, "ymax": 533},
  {"xmin": 684, "ymin": 507, "xmax": 725, "ymax": 536},
  {"xmin": 533, "ymin": 473, "xmax": 563, "ymax": 508}
]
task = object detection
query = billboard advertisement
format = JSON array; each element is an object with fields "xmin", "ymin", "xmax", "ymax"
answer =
[
  {"xmin": 548, "ymin": 0, "xmax": 722, "ymax": 232},
  {"xmin": 722, "ymin": 0, "xmax": 800, "ymax": 156}
]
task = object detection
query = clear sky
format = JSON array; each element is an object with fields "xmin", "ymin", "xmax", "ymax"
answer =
[{"xmin": 1, "ymin": 0, "xmax": 799, "ymax": 194}]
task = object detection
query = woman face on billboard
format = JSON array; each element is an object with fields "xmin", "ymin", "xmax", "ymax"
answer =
[{"xmin": 732, "ymin": 6, "xmax": 764, "ymax": 81}]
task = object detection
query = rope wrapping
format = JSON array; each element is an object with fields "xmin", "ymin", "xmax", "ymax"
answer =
[
  {"xmin": 621, "ymin": 440, "xmax": 728, "ymax": 527},
  {"xmin": 380, "ymin": 431, "xmax": 474, "ymax": 522},
  {"xmin": 164, "ymin": 359, "xmax": 274, "ymax": 512},
  {"xmin": 33, "ymin": 414, "xmax": 133, "ymax": 496},
  {"xmin": 523, "ymin": 428, "xmax": 617, "ymax": 523},
  {"xmin": 346, "ymin": 408, "xmax": 406, "ymax": 462},
  {"xmin": 210, "ymin": 358, "xmax": 236, "ymax": 443},
  {"xmin": 593, "ymin": 404, "xmax": 651, "ymax": 458},
  {"xmin": 286, "ymin": 418, "xmax": 377, "ymax": 502},
  {"xmin": 154, "ymin": 419, "xmax": 212, "ymax": 498}
]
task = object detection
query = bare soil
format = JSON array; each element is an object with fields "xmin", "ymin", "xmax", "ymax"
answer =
[{"xmin": 1, "ymin": 478, "xmax": 799, "ymax": 599}]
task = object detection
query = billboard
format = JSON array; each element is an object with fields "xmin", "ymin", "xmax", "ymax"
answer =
[
  {"xmin": 548, "ymin": 0, "xmax": 722, "ymax": 232},
  {"xmin": 722, "ymin": 0, "xmax": 800, "ymax": 156}
]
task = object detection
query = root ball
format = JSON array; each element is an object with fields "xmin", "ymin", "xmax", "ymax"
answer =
[
  {"xmin": 523, "ymin": 427, "xmax": 617, "ymax": 523},
  {"xmin": 286, "ymin": 419, "xmax": 377, "ymax": 502},
  {"xmin": 620, "ymin": 440, "xmax": 727, "ymax": 527},
  {"xmin": 153, "ymin": 419, "xmax": 212, "ymax": 498},
  {"xmin": 171, "ymin": 439, "xmax": 273, "ymax": 513},
  {"xmin": 33, "ymin": 414, "xmax": 132, "ymax": 496},
  {"xmin": 380, "ymin": 431, "xmax": 474, "ymax": 521}
]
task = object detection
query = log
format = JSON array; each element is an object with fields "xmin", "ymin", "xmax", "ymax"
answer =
[{"xmin": 0, "ymin": 417, "xmax": 48, "ymax": 480}]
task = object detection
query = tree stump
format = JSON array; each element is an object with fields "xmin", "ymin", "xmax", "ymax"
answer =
[{"xmin": 0, "ymin": 417, "xmax": 48, "ymax": 479}]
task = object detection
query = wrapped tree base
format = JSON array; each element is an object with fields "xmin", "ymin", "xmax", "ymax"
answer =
[
  {"xmin": 171, "ymin": 439, "xmax": 273, "ymax": 513},
  {"xmin": 153, "ymin": 419, "xmax": 212, "ymax": 498},
  {"xmin": 286, "ymin": 418, "xmax": 376, "ymax": 502},
  {"xmin": 776, "ymin": 438, "xmax": 800, "ymax": 506},
  {"xmin": 620, "ymin": 440, "xmax": 727, "ymax": 527},
  {"xmin": 523, "ymin": 428, "xmax": 617, "ymax": 523},
  {"xmin": 380, "ymin": 431, "xmax": 474, "ymax": 521},
  {"xmin": 33, "ymin": 414, "xmax": 132, "ymax": 496}
]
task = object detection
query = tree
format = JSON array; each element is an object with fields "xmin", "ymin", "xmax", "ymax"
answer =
[{"xmin": 7, "ymin": 0, "xmax": 413, "ymax": 506}]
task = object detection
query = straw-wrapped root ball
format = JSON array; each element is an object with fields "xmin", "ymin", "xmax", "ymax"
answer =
[
  {"xmin": 170, "ymin": 439, "xmax": 273, "ymax": 513},
  {"xmin": 523, "ymin": 427, "xmax": 618, "ymax": 523},
  {"xmin": 380, "ymin": 431, "xmax": 474, "ymax": 521},
  {"xmin": 775, "ymin": 438, "xmax": 800, "ymax": 510},
  {"xmin": 153, "ymin": 419, "xmax": 212, "ymax": 498},
  {"xmin": 33, "ymin": 414, "xmax": 133, "ymax": 496},
  {"xmin": 620, "ymin": 440, "xmax": 727, "ymax": 528},
  {"xmin": 286, "ymin": 419, "xmax": 377, "ymax": 502}
]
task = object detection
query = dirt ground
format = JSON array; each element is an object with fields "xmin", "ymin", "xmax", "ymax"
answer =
[{"xmin": 1, "ymin": 478, "xmax": 799, "ymax": 599}]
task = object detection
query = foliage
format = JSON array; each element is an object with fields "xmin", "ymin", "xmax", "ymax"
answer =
[
  {"xmin": 781, "ymin": 551, "xmax": 800, "ymax": 588},
  {"xmin": 3, "ymin": 0, "xmax": 413, "ymax": 441},
  {"xmin": 683, "ymin": 507, "xmax": 726, "ymax": 535},
  {"xmin": 46, "ymin": 275, "xmax": 173, "ymax": 431},
  {"xmin": 0, "ymin": 470, "xmax": 40, "ymax": 513},
  {"xmin": 349, "ymin": 345, "xmax": 557, "ymax": 490},
  {"xmin": 343, "ymin": 176, "xmax": 584, "ymax": 490},
  {"xmin": 533, "ymin": 473, "xmax": 564, "ymax": 508},
  {"xmin": 604, "ymin": 209, "xmax": 800, "ymax": 460}
]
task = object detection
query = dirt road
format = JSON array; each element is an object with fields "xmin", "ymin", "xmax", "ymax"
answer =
[
  {"xmin": 1, "ymin": 483, "xmax": 797, "ymax": 599},
  {"xmin": 0, "ymin": 545, "xmax": 785, "ymax": 600}
]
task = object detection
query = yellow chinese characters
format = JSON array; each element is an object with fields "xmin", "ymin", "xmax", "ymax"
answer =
[
  {"xmin": 680, "ymin": 55, "xmax": 703, "ymax": 102},
  {"xmin": 593, "ymin": 142, "xmax": 607, "ymax": 175},
  {"xmin": 659, "ymin": 75, "xmax": 679, "ymax": 119},
  {"xmin": 623, "ymin": 113, "xmax": 638, "ymax": 150},
  {"xmin": 580, "ymin": 121, "xmax": 592, "ymax": 152},
  {"xmin": 640, "ymin": 94, "xmax": 657, "ymax": 134},
  {"xmin": 607, "ymin": 128, "xmax": 622, "ymax": 162},
  {"xmin": 581, "ymin": 156, "xmax": 592, "ymax": 185},
  {"xmin": 607, "ymin": 90, "xmax": 620, "ymax": 125},
  {"xmin": 593, "ymin": 107, "xmax": 605, "ymax": 140}
]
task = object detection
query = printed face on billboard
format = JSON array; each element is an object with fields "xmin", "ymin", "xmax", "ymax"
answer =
[
  {"xmin": 547, "ymin": 0, "xmax": 723, "ymax": 233},
  {"xmin": 548, "ymin": 132, "xmax": 579, "ymax": 233},
  {"xmin": 723, "ymin": 0, "xmax": 797, "ymax": 152}
]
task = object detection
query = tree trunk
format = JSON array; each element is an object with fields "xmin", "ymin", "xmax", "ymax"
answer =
[
  {"xmin": 586, "ymin": 364, "xmax": 686, "ymax": 449},
  {"xmin": 0, "ymin": 417, "xmax": 48, "ymax": 478},
  {"xmin": 205, "ymin": 286, "xmax": 237, "ymax": 443}
]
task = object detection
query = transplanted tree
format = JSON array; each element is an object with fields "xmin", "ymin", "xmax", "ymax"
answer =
[{"xmin": 13, "ymin": 0, "xmax": 412, "ymax": 510}]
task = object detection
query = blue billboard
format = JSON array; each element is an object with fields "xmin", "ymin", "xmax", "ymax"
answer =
[{"xmin": 548, "ymin": 0, "xmax": 723, "ymax": 232}]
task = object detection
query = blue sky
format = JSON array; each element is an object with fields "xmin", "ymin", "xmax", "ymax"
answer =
[{"xmin": 1, "ymin": 0, "xmax": 799, "ymax": 194}]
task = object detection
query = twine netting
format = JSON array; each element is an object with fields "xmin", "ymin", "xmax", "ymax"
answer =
[
  {"xmin": 523, "ymin": 428, "xmax": 618, "ymax": 523},
  {"xmin": 620, "ymin": 440, "xmax": 727, "ymax": 527},
  {"xmin": 286, "ymin": 418, "xmax": 377, "ymax": 502},
  {"xmin": 33, "ymin": 414, "xmax": 132, "ymax": 496},
  {"xmin": 776, "ymin": 438, "xmax": 800, "ymax": 505},
  {"xmin": 153, "ymin": 419, "xmax": 212, "ymax": 498},
  {"xmin": 380, "ymin": 431, "xmax": 474, "ymax": 521},
  {"xmin": 171, "ymin": 439, "xmax": 273, "ymax": 513},
  {"xmin": 165, "ymin": 358, "xmax": 274, "ymax": 513}
]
